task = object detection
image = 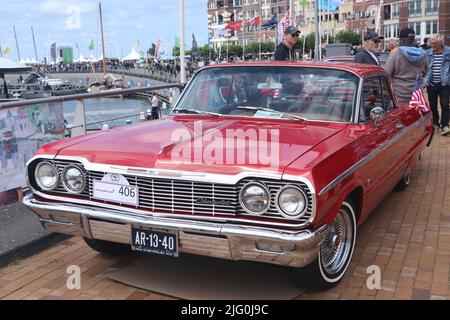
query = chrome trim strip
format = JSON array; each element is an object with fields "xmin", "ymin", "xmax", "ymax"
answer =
[
  {"xmin": 53, "ymin": 155, "xmax": 284, "ymax": 185},
  {"xmin": 319, "ymin": 113, "xmax": 432, "ymax": 196},
  {"xmin": 353, "ymin": 78, "xmax": 363, "ymax": 124}
]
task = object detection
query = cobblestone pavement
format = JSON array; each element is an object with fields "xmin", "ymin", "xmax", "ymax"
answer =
[{"xmin": 0, "ymin": 134, "xmax": 449, "ymax": 300}]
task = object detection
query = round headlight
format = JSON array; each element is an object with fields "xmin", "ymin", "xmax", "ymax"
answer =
[
  {"xmin": 62, "ymin": 165, "xmax": 85, "ymax": 193},
  {"xmin": 277, "ymin": 185, "xmax": 307, "ymax": 218},
  {"xmin": 35, "ymin": 162, "xmax": 58, "ymax": 191},
  {"xmin": 239, "ymin": 182, "xmax": 270, "ymax": 214}
]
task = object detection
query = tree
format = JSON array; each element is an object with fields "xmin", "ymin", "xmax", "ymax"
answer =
[{"xmin": 335, "ymin": 31, "xmax": 362, "ymax": 46}]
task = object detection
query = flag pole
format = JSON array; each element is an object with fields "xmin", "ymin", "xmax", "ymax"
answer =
[
  {"xmin": 179, "ymin": 0, "xmax": 186, "ymax": 83},
  {"xmin": 376, "ymin": 0, "xmax": 384, "ymax": 35},
  {"xmin": 31, "ymin": 26, "xmax": 38, "ymax": 62},
  {"xmin": 243, "ymin": 21, "xmax": 246, "ymax": 60},
  {"xmin": 289, "ymin": 0, "xmax": 293, "ymax": 25},
  {"xmin": 327, "ymin": 0, "xmax": 330, "ymax": 44},
  {"xmin": 314, "ymin": 0, "xmax": 320, "ymax": 61},
  {"xmin": 302, "ymin": 3, "xmax": 306, "ymax": 60},
  {"xmin": 13, "ymin": 25, "xmax": 21, "ymax": 62}
]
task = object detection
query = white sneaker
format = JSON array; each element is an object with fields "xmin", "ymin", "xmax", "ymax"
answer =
[{"xmin": 441, "ymin": 126, "xmax": 450, "ymax": 136}]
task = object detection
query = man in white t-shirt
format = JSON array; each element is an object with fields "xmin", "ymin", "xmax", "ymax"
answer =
[{"xmin": 151, "ymin": 95, "xmax": 160, "ymax": 120}]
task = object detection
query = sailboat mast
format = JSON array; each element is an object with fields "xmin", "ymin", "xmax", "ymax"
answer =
[
  {"xmin": 13, "ymin": 25, "xmax": 21, "ymax": 62},
  {"xmin": 31, "ymin": 26, "xmax": 38, "ymax": 62},
  {"xmin": 99, "ymin": 1, "xmax": 107, "ymax": 74}
]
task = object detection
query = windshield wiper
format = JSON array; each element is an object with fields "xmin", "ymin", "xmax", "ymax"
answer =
[
  {"xmin": 173, "ymin": 108, "xmax": 222, "ymax": 117},
  {"xmin": 236, "ymin": 106, "xmax": 308, "ymax": 121}
]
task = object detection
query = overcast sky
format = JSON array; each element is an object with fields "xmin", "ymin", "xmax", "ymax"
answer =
[{"xmin": 0, "ymin": 0, "xmax": 208, "ymax": 61}]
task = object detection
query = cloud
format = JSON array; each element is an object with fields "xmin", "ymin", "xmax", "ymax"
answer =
[{"xmin": 37, "ymin": 0, "xmax": 97, "ymax": 15}]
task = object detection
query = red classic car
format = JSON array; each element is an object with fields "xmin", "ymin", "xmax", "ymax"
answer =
[{"xmin": 24, "ymin": 62, "xmax": 434, "ymax": 290}]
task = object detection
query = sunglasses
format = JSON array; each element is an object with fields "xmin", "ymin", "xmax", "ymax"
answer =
[{"xmin": 290, "ymin": 33, "xmax": 300, "ymax": 38}]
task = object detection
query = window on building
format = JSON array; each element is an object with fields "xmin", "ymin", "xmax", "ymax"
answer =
[
  {"xmin": 408, "ymin": 1, "xmax": 422, "ymax": 16},
  {"xmin": 426, "ymin": 20, "xmax": 439, "ymax": 34},
  {"xmin": 392, "ymin": 4, "xmax": 400, "ymax": 18},
  {"xmin": 408, "ymin": 22, "xmax": 421, "ymax": 35},
  {"xmin": 384, "ymin": 5, "xmax": 391, "ymax": 20},
  {"xmin": 426, "ymin": 0, "xmax": 439, "ymax": 14}
]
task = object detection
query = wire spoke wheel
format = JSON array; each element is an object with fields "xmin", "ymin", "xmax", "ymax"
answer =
[{"xmin": 319, "ymin": 202, "xmax": 355, "ymax": 277}]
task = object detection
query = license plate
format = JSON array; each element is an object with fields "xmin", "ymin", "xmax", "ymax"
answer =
[
  {"xmin": 93, "ymin": 180, "xmax": 139, "ymax": 206},
  {"xmin": 131, "ymin": 227, "xmax": 178, "ymax": 257}
]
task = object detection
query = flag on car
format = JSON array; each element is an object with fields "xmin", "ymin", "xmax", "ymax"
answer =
[{"xmin": 409, "ymin": 75, "xmax": 430, "ymax": 114}]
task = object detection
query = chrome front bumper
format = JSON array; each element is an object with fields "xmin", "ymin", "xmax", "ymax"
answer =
[{"xmin": 23, "ymin": 194, "xmax": 329, "ymax": 268}]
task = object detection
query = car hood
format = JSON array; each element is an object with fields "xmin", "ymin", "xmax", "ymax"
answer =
[{"xmin": 55, "ymin": 116, "xmax": 345, "ymax": 175}]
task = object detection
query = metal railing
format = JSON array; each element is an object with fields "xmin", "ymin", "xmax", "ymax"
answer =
[{"xmin": 0, "ymin": 83, "xmax": 182, "ymax": 136}]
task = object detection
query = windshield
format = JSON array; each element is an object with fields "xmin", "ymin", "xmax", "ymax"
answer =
[{"xmin": 175, "ymin": 66, "xmax": 359, "ymax": 122}]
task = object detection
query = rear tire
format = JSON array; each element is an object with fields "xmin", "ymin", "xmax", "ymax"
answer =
[
  {"xmin": 83, "ymin": 238, "xmax": 130, "ymax": 255},
  {"xmin": 395, "ymin": 169, "xmax": 412, "ymax": 191},
  {"xmin": 289, "ymin": 200, "xmax": 357, "ymax": 291}
]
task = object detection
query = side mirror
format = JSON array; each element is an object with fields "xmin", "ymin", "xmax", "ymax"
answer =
[{"xmin": 370, "ymin": 106, "xmax": 385, "ymax": 127}]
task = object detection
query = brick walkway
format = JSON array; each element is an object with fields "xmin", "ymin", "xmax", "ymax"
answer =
[{"xmin": 0, "ymin": 134, "xmax": 449, "ymax": 300}]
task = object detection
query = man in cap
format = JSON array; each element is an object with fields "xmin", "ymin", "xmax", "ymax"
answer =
[
  {"xmin": 354, "ymin": 31, "xmax": 384, "ymax": 65},
  {"xmin": 274, "ymin": 26, "xmax": 300, "ymax": 61},
  {"xmin": 384, "ymin": 27, "xmax": 428, "ymax": 102},
  {"xmin": 423, "ymin": 34, "xmax": 450, "ymax": 135}
]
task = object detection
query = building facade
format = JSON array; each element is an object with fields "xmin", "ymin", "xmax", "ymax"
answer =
[{"xmin": 207, "ymin": 0, "xmax": 449, "ymax": 49}]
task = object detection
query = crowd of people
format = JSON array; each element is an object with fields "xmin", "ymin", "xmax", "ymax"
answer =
[
  {"xmin": 354, "ymin": 28, "xmax": 449, "ymax": 136},
  {"xmin": 275, "ymin": 25, "xmax": 449, "ymax": 137}
]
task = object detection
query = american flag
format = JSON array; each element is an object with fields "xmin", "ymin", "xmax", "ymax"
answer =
[{"xmin": 409, "ymin": 75, "xmax": 430, "ymax": 114}]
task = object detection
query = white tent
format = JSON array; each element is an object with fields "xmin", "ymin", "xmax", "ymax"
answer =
[
  {"xmin": 121, "ymin": 47, "xmax": 140, "ymax": 61},
  {"xmin": 75, "ymin": 54, "xmax": 89, "ymax": 63},
  {"xmin": 0, "ymin": 57, "xmax": 32, "ymax": 73}
]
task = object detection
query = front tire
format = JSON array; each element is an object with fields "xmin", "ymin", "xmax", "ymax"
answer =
[
  {"xmin": 289, "ymin": 200, "xmax": 357, "ymax": 290},
  {"xmin": 83, "ymin": 238, "xmax": 130, "ymax": 255}
]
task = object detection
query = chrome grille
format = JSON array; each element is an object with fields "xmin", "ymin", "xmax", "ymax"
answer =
[
  {"xmin": 88, "ymin": 171, "xmax": 239, "ymax": 216},
  {"xmin": 37, "ymin": 159, "xmax": 314, "ymax": 225}
]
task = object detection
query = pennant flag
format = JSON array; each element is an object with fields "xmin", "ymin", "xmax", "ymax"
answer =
[
  {"xmin": 409, "ymin": 76, "xmax": 430, "ymax": 115},
  {"xmin": 88, "ymin": 40, "xmax": 94, "ymax": 51},
  {"xmin": 278, "ymin": 10, "xmax": 290, "ymax": 44},
  {"xmin": 192, "ymin": 33, "xmax": 198, "ymax": 57},
  {"xmin": 225, "ymin": 20, "xmax": 243, "ymax": 32},
  {"xmin": 156, "ymin": 37, "xmax": 161, "ymax": 59},
  {"xmin": 299, "ymin": 0, "xmax": 308, "ymax": 6},
  {"xmin": 174, "ymin": 36, "xmax": 180, "ymax": 49},
  {"xmin": 2, "ymin": 46, "xmax": 10, "ymax": 56},
  {"xmin": 251, "ymin": 16, "xmax": 260, "ymax": 26},
  {"xmin": 261, "ymin": 15, "xmax": 278, "ymax": 30},
  {"xmin": 214, "ymin": 28, "xmax": 228, "ymax": 37}
]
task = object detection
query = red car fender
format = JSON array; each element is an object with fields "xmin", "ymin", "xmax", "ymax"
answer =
[{"xmin": 321, "ymin": 181, "xmax": 365, "ymax": 226}]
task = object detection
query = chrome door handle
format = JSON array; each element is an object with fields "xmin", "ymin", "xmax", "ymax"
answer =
[{"xmin": 396, "ymin": 123, "xmax": 405, "ymax": 130}]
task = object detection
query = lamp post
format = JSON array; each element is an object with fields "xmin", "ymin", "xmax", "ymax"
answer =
[{"xmin": 180, "ymin": 0, "xmax": 186, "ymax": 84}]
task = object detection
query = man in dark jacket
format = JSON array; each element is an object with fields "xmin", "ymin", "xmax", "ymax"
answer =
[
  {"xmin": 354, "ymin": 32, "xmax": 384, "ymax": 65},
  {"xmin": 274, "ymin": 26, "xmax": 300, "ymax": 61}
]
